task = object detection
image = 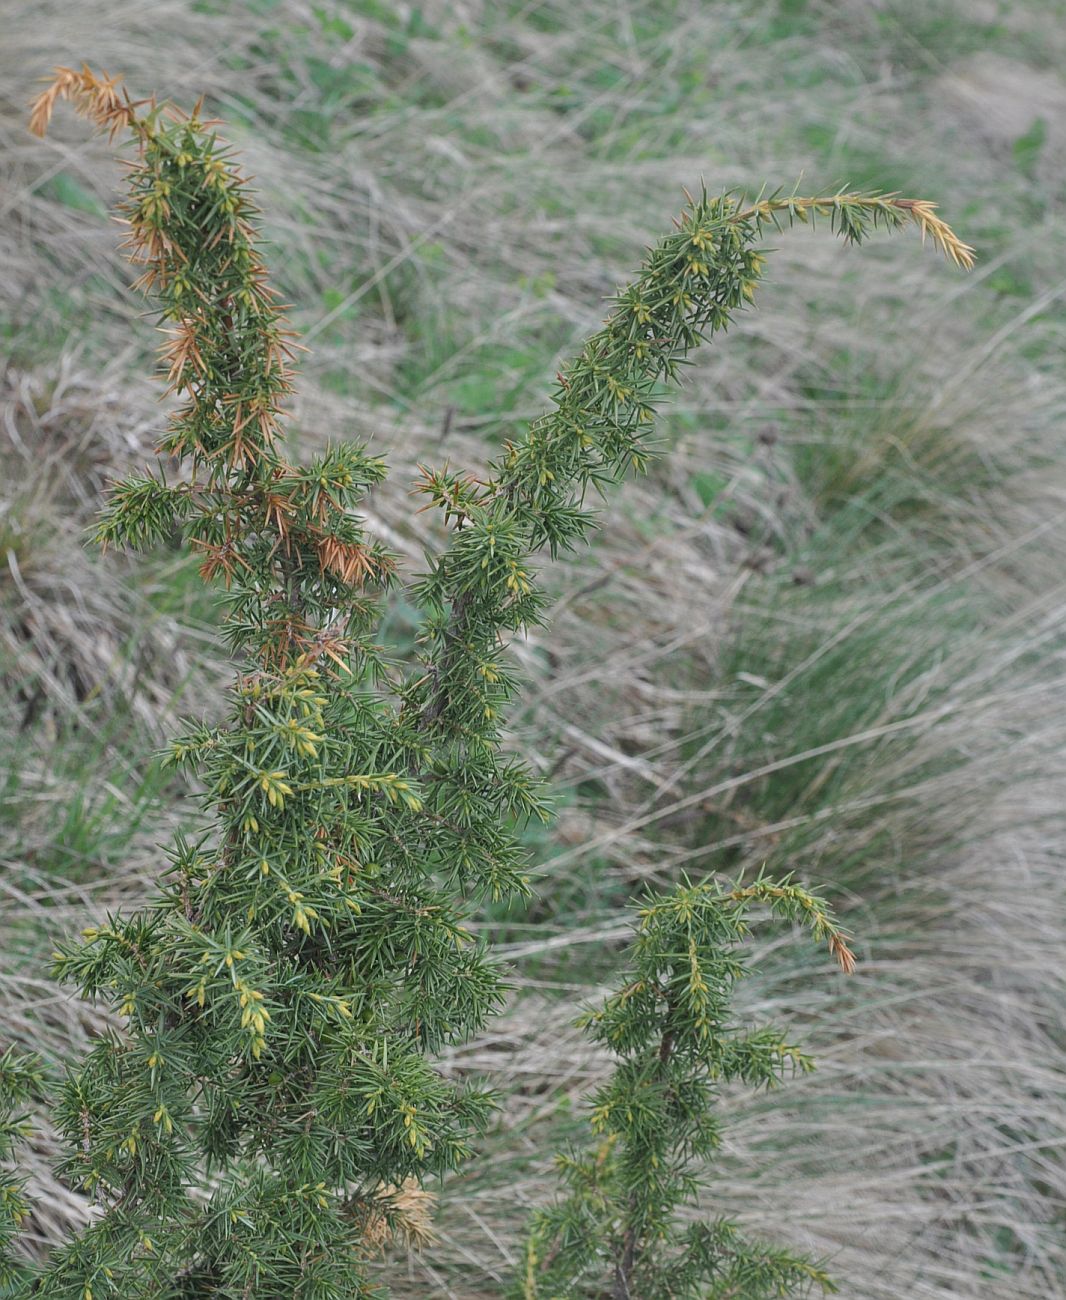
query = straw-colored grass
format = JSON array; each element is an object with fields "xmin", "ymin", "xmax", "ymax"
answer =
[{"xmin": 1, "ymin": 1, "xmax": 1064, "ymax": 1295}]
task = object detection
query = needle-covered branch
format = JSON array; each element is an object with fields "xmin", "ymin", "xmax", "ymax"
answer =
[
  {"xmin": 518, "ymin": 878, "xmax": 854, "ymax": 1299},
  {"xmin": 406, "ymin": 184, "xmax": 971, "ymax": 757},
  {"xmin": 23, "ymin": 63, "xmax": 968, "ymax": 1299},
  {"xmin": 0, "ymin": 1049, "xmax": 43, "ymax": 1293}
]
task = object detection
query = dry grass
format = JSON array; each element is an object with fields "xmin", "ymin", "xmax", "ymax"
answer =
[{"xmin": 1, "ymin": 1, "xmax": 1065, "ymax": 1295}]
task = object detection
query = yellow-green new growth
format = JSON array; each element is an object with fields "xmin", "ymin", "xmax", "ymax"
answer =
[
  {"xmin": 17, "ymin": 62, "xmax": 969, "ymax": 1300},
  {"xmin": 520, "ymin": 878, "xmax": 854, "ymax": 1299}
]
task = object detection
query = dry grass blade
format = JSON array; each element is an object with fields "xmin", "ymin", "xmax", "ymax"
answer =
[{"xmin": 1, "ymin": 1, "xmax": 1063, "ymax": 1295}]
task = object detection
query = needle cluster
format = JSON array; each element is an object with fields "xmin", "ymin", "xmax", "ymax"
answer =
[
  {"xmin": 519, "ymin": 879, "xmax": 855, "ymax": 1298},
  {"xmin": 10, "ymin": 65, "xmax": 969, "ymax": 1299}
]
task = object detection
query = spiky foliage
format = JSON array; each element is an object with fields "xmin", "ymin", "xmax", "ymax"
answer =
[
  {"xmin": 28, "ymin": 66, "xmax": 498, "ymax": 1300},
  {"xmin": 0, "ymin": 1050, "xmax": 43, "ymax": 1295},
  {"xmin": 23, "ymin": 64, "xmax": 968, "ymax": 1299},
  {"xmin": 519, "ymin": 880, "xmax": 855, "ymax": 1299}
]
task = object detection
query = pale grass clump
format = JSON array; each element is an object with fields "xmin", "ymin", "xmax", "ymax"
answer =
[
  {"xmin": 0, "ymin": 362, "xmax": 224, "ymax": 734},
  {"xmin": 1, "ymin": 2, "xmax": 1064, "ymax": 1297}
]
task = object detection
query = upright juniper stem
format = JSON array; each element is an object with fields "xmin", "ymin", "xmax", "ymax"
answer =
[
  {"xmin": 612, "ymin": 1004, "xmax": 678, "ymax": 1298},
  {"xmin": 519, "ymin": 881, "xmax": 860, "ymax": 1299},
  {"xmin": 23, "ymin": 64, "xmax": 966, "ymax": 1300},
  {"xmin": 28, "ymin": 68, "xmax": 492, "ymax": 1299},
  {"xmin": 411, "ymin": 188, "xmax": 972, "ymax": 750}
]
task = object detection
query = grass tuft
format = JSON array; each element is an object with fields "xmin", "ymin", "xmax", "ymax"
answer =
[{"xmin": 2, "ymin": 1, "xmax": 1064, "ymax": 1293}]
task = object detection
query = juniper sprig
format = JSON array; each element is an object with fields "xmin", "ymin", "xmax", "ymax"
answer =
[
  {"xmin": 17, "ymin": 64, "xmax": 969, "ymax": 1298},
  {"xmin": 0, "ymin": 1048, "xmax": 43, "ymax": 1294},
  {"xmin": 518, "ymin": 879, "xmax": 856, "ymax": 1300}
]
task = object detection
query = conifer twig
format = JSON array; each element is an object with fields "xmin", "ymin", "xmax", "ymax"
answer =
[
  {"xmin": 20, "ymin": 63, "xmax": 968, "ymax": 1299},
  {"xmin": 522, "ymin": 879, "xmax": 849, "ymax": 1297}
]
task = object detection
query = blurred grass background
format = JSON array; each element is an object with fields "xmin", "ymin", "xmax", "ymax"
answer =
[{"xmin": 2, "ymin": 1, "xmax": 1065, "ymax": 1295}]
